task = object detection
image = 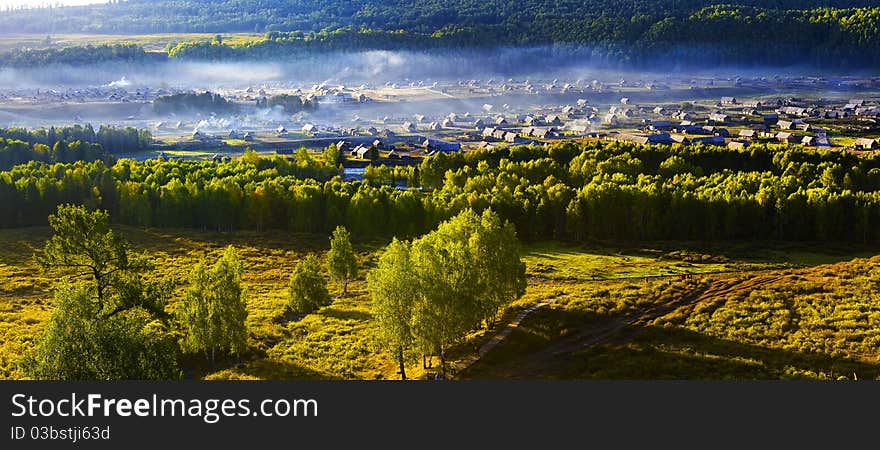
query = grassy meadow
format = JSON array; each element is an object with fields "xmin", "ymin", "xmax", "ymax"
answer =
[
  {"xmin": 0, "ymin": 33, "xmax": 262, "ymax": 52},
  {"xmin": 463, "ymin": 256, "xmax": 880, "ymax": 380},
  {"xmin": 0, "ymin": 225, "xmax": 877, "ymax": 380}
]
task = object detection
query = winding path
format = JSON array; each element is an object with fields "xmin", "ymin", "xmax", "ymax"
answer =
[{"xmin": 452, "ymin": 269, "xmax": 786, "ymax": 378}]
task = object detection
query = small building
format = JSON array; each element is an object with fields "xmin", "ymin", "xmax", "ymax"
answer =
[
  {"xmin": 777, "ymin": 120, "xmax": 796, "ymax": 130},
  {"xmin": 854, "ymin": 138, "xmax": 878, "ymax": 150},
  {"xmin": 422, "ymin": 138, "xmax": 461, "ymax": 152},
  {"xmin": 671, "ymin": 134, "xmax": 691, "ymax": 145},
  {"xmin": 727, "ymin": 141, "xmax": 749, "ymax": 150},
  {"xmin": 650, "ymin": 120, "xmax": 673, "ymax": 131},
  {"xmin": 708, "ymin": 113, "xmax": 729, "ymax": 124},
  {"xmin": 721, "ymin": 96, "xmax": 737, "ymax": 106},
  {"xmin": 776, "ymin": 132, "xmax": 803, "ymax": 144},
  {"xmin": 691, "ymin": 136, "xmax": 726, "ymax": 146},
  {"xmin": 739, "ymin": 129, "xmax": 757, "ymax": 139}
]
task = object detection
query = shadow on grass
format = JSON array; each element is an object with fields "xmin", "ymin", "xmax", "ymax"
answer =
[
  {"xmin": 462, "ymin": 307, "xmax": 880, "ymax": 380},
  {"xmin": 182, "ymin": 354, "xmax": 336, "ymax": 380},
  {"xmin": 321, "ymin": 307, "xmax": 372, "ymax": 322}
]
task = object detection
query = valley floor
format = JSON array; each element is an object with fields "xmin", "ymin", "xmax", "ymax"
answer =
[{"xmin": 1, "ymin": 226, "xmax": 876, "ymax": 380}]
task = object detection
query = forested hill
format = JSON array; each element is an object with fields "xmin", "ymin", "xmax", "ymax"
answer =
[
  {"xmin": 2, "ymin": 1, "xmax": 880, "ymax": 34},
  {"xmin": 2, "ymin": 0, "xmax": 880, "ymax": 67}
]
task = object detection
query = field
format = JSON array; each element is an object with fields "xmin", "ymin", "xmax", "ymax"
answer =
[
  {"xmin": 462, "ymin": 256, "xmax": 880, "ymax": 380},
  {"xmin": 0, "ymin": 33, "xmax": 262, "ymax": 52},
  {"xmin": 1, "ymin": 224, "xmax": 877, "ymax": 380}
]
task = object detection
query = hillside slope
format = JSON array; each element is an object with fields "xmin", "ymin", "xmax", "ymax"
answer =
[
  {"xmin": 461, "ymin": 256, "xmax": 880, "ymax": 380},
  {"xmin": 2, "ymin": 1, "xmax": 880, "ymax": 67}
]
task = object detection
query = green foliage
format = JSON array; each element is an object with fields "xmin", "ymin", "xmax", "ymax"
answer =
[
  {"xmin": 153, "ymin": 92, "xmax": 238, "ymax": 115},
  {"xmin": 255, "ymin": 94, "xmax": 317, "ymax": 113},
  {"xmin": 21, "ymin": 283, "xmax": 179, "ymax": 380},
  {"xmin": 326, "ymin": 226, "xmax": 358, "ymax": 295},
  {"xmin": 35, "ymin": 204, "xmax": 161, "ymax": 315},
  {"xmin": 0, "ymin": 44, "xmax": 154, "ymax": 67},
  {"xmin": 23, "ymin": 204, "xmax": 178, "ymax": 380},
  {"xmin": 368, "ymin": 238, "xmax": 418, "ymax": 379},
  {"xmin": 372, "ymin": 209, "xmax": 527, "ymax": 371},
  {"xmin": 288, "ymin": 254, "xmax": 330, "ymax": 314},
  {"xmin": 0, "ymin": 124, "xmax": 150, "ymax": 170},
  {"xmin": 5, "ymin": 141, "xmax": 880, "ymax": 244},
  {"xmin": 5, "ymin": 1, "xmax": 880, "ymax": 67},
  {"xmin": 177, "ymin": 245, "xmax": 249, "ymax": 362}
]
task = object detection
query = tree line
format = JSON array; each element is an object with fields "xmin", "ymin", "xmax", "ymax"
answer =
[
  {"xmin": 4, "ymin": 141, "xmax": 880, "ymax": 243},
  {"xmin": 3, "ymin": 1, "xmax": 880, "ymax": 68},
  {"xmin": 0, "ymin": 44, "xmax": 157, "ymax": 67},
  {"xmin": 0, "ymin": 125, "xmax": 151, "ymax": 171}
]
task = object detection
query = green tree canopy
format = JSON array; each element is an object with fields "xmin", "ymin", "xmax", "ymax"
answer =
[
  {"xmin": 288, "ymin": 254, "xmax": 330, "ymax": 314},
  {"xmin": 177, "ymin": 245, "xmax": 249, "ymax": 364},
  {"xmin": 24, "ymin": 204, "xmax": 178, "ymax": 380},
  {"xmin": 368, "ymin": 238, "xmax": 418, "ymax": 380},
  {"xmin": 326, "ymin": 225, "xmax": 358, "ymax": 296}
]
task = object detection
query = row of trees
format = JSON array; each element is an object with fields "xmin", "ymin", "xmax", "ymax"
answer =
[
  {"xmin": 0, "ymin": 138, "xmax": 108, "ymax": 171},
  {"xmin": 153, "ymin": 92, "xmax": 238, "ymax": 115},
  {"xmin": 4, "ymin": 141, "xmax": 880, "ymax": 243},
  {"xmin": 0, "ymin": 44, "xmax": 155, "ymax": 67},
  {"xmin": 4, "ymin": 2, "xmax": 880, "ymax": 68},
  {"xmin": 370, "ymin": 209, "xmax": 526, "ymax": 379}
]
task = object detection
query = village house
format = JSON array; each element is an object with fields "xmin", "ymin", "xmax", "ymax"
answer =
[
  {"xmin": 721, "ymin": 96, "xmax": 738, "ymax": 106},
  {"xmin": 545, "ymin": 115, "xmax": 563, "ymax": 126},
  {"xmin": 691, "ymin": 135, "xmax": 726, "ymax": 146},
  {"xmin": 777, "ymin": 120, "xmax": 795, "ymax": 130},
  {"xmin": 671, "ymin": 134, "xmax": 691, "ymax": 145},
  {"xmin": 422, "ymin": 138, "xmax": 461, "ymax": 152},
  {"xmin": 727, "ymin": 141, "xmax": 749, "ymax": 150},
  {"xmin": 602, "ymin": 114, "xmax": 619, "ymax": 126},
  {"xmin": 739, "ymin": 129, "xmax": 757, "ymax": 139},
  {"xmin": 708, "ymin": 113, "xmax": 729, "ymax": 124},
  {"xmin": 854, "ymin": 138, "xmax": 878, "ymax": 150},
  {"xmin": 650, "ymin": 121, "xmax": 673, "ymax": 131},
  {"xmin": 776, "ymin": 132, "xmax": 803, "ymax": 144}
]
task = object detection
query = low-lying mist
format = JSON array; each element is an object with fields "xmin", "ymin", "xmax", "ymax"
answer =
[{"xmin": 0, "ymin": 46, "xmax": 875, "ymax": 135}]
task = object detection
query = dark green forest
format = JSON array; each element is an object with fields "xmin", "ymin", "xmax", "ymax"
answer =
[
  {"xmin": 0, "ymin": 125, "xmax": 151, "ymax": 171},
  {"xmin": 3, "ymin": 141, "xmax": 880, "ymax": 243},
  {"xmin": 2, "ymin": 1, "xmax": 880, "ymax": 67}
]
